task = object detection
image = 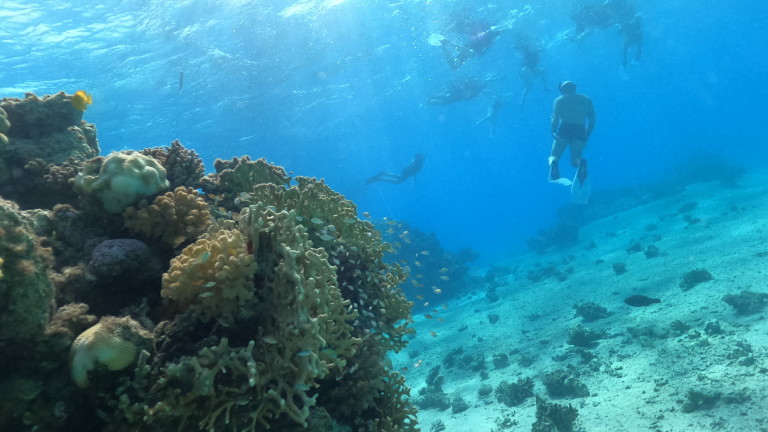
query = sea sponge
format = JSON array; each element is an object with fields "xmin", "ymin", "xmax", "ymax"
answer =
[
  {"xmin": 124, "ymin": 186, "xmax": 212, "ymax": 247},
  {"xmin": 75, "ymin": 151, "xmax": 170, "ymax": 214},
  {"xmin": 69, "ymin": 316, "xmax": 152, "ymax": 388},
  {"xmin": 161, "ymin": 229, "xmax": 256, "ymax": 323}
]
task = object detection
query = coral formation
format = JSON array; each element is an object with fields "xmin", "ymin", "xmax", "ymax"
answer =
[
  {"xmin": 74, "ymin": 151, "xmax": 170, "ymax": 214},
  {"xmin": 161, "ymin": 228, "xmax": 256, "ymax": 323},
  {"xmin": 0, "ymin": 197, "xmax": 54, "ymax": 354},
  {"xmin": 542, "ymin": 369, "xmax": 590, "ymax": 398},
  {"xmin": 531, "ymin": 396, "xmax": 579, "ymax": 432},
  {"xmin": 495, "ymin": 377, "xmax": 534, "ymax": 407},
  {"xmin": 722, "ymin": 290, "xmax": 768, "ymax": 315},
  {"xmin": 0, "ymin": 92, "xmax": 99, "ymax": 164},
  {"xmin": 572, "ymin": 302, "xmax": 611, "ymax": 322},
  {"xmin": 123, "ymin": 186, "xmax": 212, "ymax": 247},
  {"xmin": 679, "ymin": 268, "xmax": 713, "ymax": 291},
  {"xmin": 0, "ymin": 93, "xmax": 417, "ymax": 432},
  {"xmin": 69, "ymin": 316, "xmax": 152, "ymax": 388},
  {"xmin": 141, "ymin": 140, "xmax": 205, "ymax": 189}
]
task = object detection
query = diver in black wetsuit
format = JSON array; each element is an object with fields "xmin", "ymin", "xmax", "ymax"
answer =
[{"xmin": 366, "ymin": 154, "xmax": 425, "ymax": 184}]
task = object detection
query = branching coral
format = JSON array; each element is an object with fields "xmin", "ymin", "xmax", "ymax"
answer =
[
  {"xmin": 161, "ymin": 229, "xmax": 256, "ymax": 324},
  {"xmin": 124, "ymin": 186, "xmax": 212, "ymax": 247},
  {"xmin": 200, "ymin": 156, "xmax": 291, "ymax": 208}
]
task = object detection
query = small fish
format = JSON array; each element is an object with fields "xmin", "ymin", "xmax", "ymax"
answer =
[
  {"xmin": 424, "ymin": 314, "xmax": 434, "ymax": 319},
  {"xmin": 433, "ymin": 288, "xmax": 442, "ymax": 294},
  {"xmin": 437, "ymin": 318, "xmax": 445, "ymax": 322},
  {"xmin": 262, "ymin": 336, "xmax": 279, "ymax": 344},
  {"xmin": 319, "ymin": 234, "xmax": 334, "ymax": 241},
  {"xmin": 439, "ymin": 275, "xmax": 450, "ymax": 281},
  {"xmin": 414, "ymin": 261, "xmax": 422, "ymax": 267},
  {"xmin": 310, "ymin": 217, "xmax": 324, "ymax": 224},
  {"xmin": 415, "ymin": 294, "xmax": 424, "ymax": 300},
  {"xmin": 296, "ymin": 350, "xmax": 312, "ymax": 357},
  {"xmin": 429, "ymin": 330, "xmax": 438, "ymax": 337},
  {"xmin": 71, "ymin": 90, "xmax": 92, "ymax": 111},
  {"xmin": 362, "ymin": 211, "xmax": 371, "ymax": 218},
  {"xmin": 413, "ymin": 359, "xmax": 423, "ymax": 368},
  {"xmin": 624, "ymin": 295, "xmax": 661, "ymax": 307},
  {"xmin": 199, "ymin": 251, "xmax": 211, "ymax": 263},
  {"xmin": 439, "ymin": 268, "xmax": 449, "ymax": 273},
  {"xmin": 400, "ymin": 367, "xmax": 409, "ymax": 372},
  {"xmin": 420, "ymin": 251, "xmax": 430, "ymax": 255},
  {"xmin": 202, "ymin": 281, "xmax": 216, "ymax": 288}
]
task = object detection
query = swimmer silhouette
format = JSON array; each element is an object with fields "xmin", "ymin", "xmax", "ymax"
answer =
[{"xmin": 366, "ymin": 154, "xmax": 425, "ymax": 184}]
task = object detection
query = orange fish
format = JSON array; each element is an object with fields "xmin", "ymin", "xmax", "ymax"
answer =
[{"xmin": 71, "ymin": 90, "xmax": 92, "ymax": 111}]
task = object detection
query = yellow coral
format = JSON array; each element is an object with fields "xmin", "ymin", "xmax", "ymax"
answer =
[
  {"xmin": 69, "ymin": 316, "xmax": 152, "ymax": 388},
  {"xmin": 161, "ymin": 229, "xmax": 256, "ymax": 323},
  {"xmin": 123, "ymin": 186, "xmax": 212, "ymax": 247}
]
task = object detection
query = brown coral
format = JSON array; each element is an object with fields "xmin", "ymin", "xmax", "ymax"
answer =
[
  {"xmin": 141, "ymin": 140, "xmax": 205, "ymax": 189},
  {"xmin": 161, "ymin": 229, "xmax": 256, "ymax": 323},
  {"xmin": 124, "ymin": 186, "xmax": 212, "ymax": 247},
  {"xmin": 200, "ymin": 156, "xmax": 291, "ymax": 209}
]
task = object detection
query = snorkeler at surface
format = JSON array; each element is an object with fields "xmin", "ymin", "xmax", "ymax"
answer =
[{"xmin": 366, "ymin": 154, "xmax": 425, "ymax": 185}]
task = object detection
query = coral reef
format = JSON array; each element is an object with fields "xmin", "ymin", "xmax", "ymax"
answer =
[
  {"xmin": 123, "ymin": 186, "xmax": 212, "ymax": 247},
  {"xmin": 0, "ymin": 92, "xmax": 99, "ymax": 165},
  {"xmin": 542, "ymin": 369, "xmax": 590, "ymax": 398},
  {"xmin": 0, "ymin": 93, "xmax": 417, "ymax": 432},
  {"xmin": 69, "ymin": 316, "xmax": 153, "ymax": 388},
  {"xmin": 722, "ymin": 290, "xmax": 768, "ymax": 315},
  {"xmin": 141, "ymin": 140, "xmax": 205, "ymax": 189},
  {"xmin": 572, "ymin": 302, "xmax": 611, "ymax": 322},
  {"xmin": 0, "ymin": 197, "xmax": 54, "ymax": 355},
  {"xmin": 495, "ymin": 377, "xmax": 534, "ymax": 407},
  {"xmin": 567, "ymin": 324, "xmax": 606, "ymax": 348},
  {"xmin": 531, "ymin": 396, "xmax": 579, "ymax": 432},
  {"xmin": 161, "ymin": 228, "xmax": 256, "ymax": 324},
  {"xmin": 679, "ymin": 268, "xmax": 713, "ymax": 291},
  {"xmin": 74, "ymin": 151, "xmax": 170, "ymax": 214}
]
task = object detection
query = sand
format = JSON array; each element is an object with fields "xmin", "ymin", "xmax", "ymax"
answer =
[{"xmin": 392, "ymin": 171, "xmax": 768, "ymax": 432}]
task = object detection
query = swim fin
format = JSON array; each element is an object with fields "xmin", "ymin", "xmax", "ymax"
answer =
[
  {"xmin": 548, "ymin": 157, "xmax": 572, "ymax": 186},
  {"xmin": 428, "ymin": 34, "xmax": 446, "ymax": 46},
  {"xmin": 570, "ymin": 160, "xmax": 590, "ymax": 204}
]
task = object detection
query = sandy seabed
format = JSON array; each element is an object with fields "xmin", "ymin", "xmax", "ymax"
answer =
[{"xmin": 393, "ymin": 170, "xmax": 768, "ymax": 432}]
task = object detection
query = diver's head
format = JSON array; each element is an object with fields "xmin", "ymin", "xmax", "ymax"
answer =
[{"xmin": 559, "ymin": 81, "xmax": 577, "ymax": 95}]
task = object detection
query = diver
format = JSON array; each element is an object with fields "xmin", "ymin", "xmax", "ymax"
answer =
[
  {"xmin": 548, "ymin": 81, "xmax": 595, "ymax": 190},
  {"xmin": 516, "ymin": 39, "xmax": 550, "ymax": 108},
  {"xmin": 620, "ymin": 14, "xmax": 642, "ymax": 68},
  {"xmin": 476, "ymin": 94, "xmax": 505, "ymax": 138},
  {"xmin": 366, "ymin": 154, "xmax": 425, "ymax": 185},
  {"xmin": 438, "ymin": 22, "xmax": 505, "ymax": 70},
  {"xmin": 425, "ymin": 77, "xmax": 488, "ymax": 106}
]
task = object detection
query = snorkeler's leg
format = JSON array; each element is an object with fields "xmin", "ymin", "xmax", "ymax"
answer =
[
  {"xmin": 366, "ymin": 172, "xmax": 385, "ymax": 184},
  {"xmin": 549, "ymin": 139, "xmax": 567, "ymax": 181}
]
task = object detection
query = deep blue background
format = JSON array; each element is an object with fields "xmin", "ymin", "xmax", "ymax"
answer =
[{"xmin": 1, "ymin": 0, "xmax": 767, "ymax": 265}]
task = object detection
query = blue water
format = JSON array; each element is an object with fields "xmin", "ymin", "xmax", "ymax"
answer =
[{"xmin": 2, "ymin": 0, "xmax": 767, "ymax": 265}]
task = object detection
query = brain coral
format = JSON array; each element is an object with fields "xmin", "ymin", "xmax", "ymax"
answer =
[
  {"xmin": 75, "ymin": 151, "xmax": 170, "ymax": 214},
  {"xmin": 161, "ymin": 229, "xmax": 256, "ymax": 323},
  {"xmin": 124, "ymin": 186, "xmax": 212, "ymax": 247}
]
